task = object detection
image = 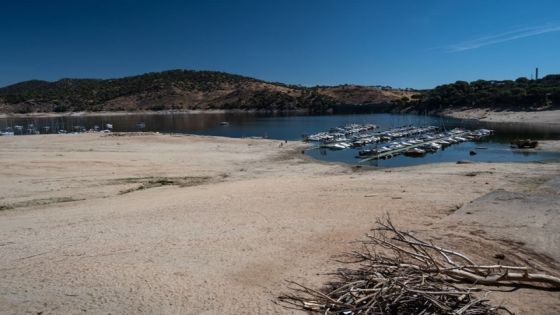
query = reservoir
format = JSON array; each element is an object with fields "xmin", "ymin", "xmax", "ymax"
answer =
[{"xmin": 1, "ymin": 112, "xmax": 559, "ymax": 167}]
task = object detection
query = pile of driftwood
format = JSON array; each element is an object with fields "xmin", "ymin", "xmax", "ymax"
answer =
[{"xmin": 279, "ymin": 218, "xmax": 560, "ymax": 314}]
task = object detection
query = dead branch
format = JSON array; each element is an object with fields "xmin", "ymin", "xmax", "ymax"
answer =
[{"xmin": 278, "ymin": 217, "xmax": 560, "ymax": 314}]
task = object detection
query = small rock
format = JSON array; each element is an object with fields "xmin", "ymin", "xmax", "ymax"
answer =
[{"xmin": 494, "ymin": 253, "xmax": 505, "ymax": 260}]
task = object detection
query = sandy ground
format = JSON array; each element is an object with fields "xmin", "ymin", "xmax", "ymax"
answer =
[
  {"xmin": 443, "ymin": 108, "xmax": 560, "ymax": 125},
  {"xmin": 0, "ymin": 133, "xmax": 559, "ymax": 314}
]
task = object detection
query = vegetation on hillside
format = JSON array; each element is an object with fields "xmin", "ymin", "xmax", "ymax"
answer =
[
  {"xmin": 410, "ymin": 75, "xmax": 560, "ymax": 112},
  {"xmin": 0, "ymin": 70, "xmax": 410, "ymax": 114},
  {"xmin": 3, "ymin": 69, "xmax": 556, "ymax": 115},
  {"xmin": 0, "ymin": 70, "xmax": 262, "ymax": 112}
]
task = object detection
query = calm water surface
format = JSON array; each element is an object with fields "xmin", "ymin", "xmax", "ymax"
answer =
[{"xmin": 1, "ymin": 112, "xmax": 559, "ymax": 167}]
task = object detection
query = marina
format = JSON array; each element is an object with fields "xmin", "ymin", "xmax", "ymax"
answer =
[
  {"xmin": 0, "ymin": 122, "xmax": 115, "ymax": 135},
  {"xmin": 357, "ymin": 128, "xmax": 493, "ymax": 162},
  {"xmin": 303, "ymin": 123, "xmax": 494, "ymax": 162}
]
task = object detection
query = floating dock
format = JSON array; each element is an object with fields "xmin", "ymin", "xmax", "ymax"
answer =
[{"xmin": 359, "ymin": 130, "xmax": 473, "ymax": 162}]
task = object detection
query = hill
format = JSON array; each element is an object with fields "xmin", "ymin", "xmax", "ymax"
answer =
[
  {"xmin": 0, "ymin": 70, "xmax": 414, "ymax": 114},
  {"xmin": 409, "ymin": 75, "xmax": 560, "ymax": 113}
]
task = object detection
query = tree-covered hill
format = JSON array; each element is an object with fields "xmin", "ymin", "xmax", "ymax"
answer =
[
  {"xmin": 0, "ymin": 70, "xmax": 413, "ymax": 114},
  {"xmin": 5, "ymin": 69, "xmax": 554, "ymax": 115},
  {"xmin": 410, "ymin": 75, "xmax": 560, "ymax": 112}
]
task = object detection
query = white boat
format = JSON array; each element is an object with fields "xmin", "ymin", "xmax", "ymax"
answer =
[
  {"xmin": 322, "ymin": 142, "xmax": 350, "ymax": 150},
  {"xmin": 429, "ymin": 142, "xmax": 442, "ymax": 149}
]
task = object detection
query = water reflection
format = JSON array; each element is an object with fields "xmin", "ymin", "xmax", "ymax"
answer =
[{"xmin": 511, "ymin": 149, "xmax": 539, "ymax": 156}]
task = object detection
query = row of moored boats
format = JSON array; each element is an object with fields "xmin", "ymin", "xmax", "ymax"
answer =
[
  {"xmin": 0, "ymin": 123, "xmax": 115, "ymax": 136},
  {"xmin": 303, "ymin": 124, "xmax": 493, "ymax": 160},
  {"xmin": 358, "ymin": 128, "xmax": 493, "ymax": 159}
]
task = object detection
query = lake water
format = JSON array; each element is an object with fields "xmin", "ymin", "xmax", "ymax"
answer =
[{"xmin": 1, "ymin": 112, "xmax": 560, "ymax": 167}]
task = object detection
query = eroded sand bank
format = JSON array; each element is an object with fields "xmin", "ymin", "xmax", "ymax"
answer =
[
  {"xmin": 443, "ymin": 108, "xmax": 560, "ymax": 125},
  {"xmin": 0, "ymin": 133, "xmax": 559, "ymax": 314}
]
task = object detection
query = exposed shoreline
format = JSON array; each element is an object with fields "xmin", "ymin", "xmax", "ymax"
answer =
[
  {"xmin": 1, "ymin": 133, "xmax": 559, "ymax": 314},
  {"xmin": 441, "ymin": 108, "xmax": 560, "ymax": 125}
]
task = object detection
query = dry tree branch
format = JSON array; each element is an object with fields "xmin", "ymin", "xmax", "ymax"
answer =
[{"xmin": 278, "ymin": 217, "xmax": 560, "ymax": 314}]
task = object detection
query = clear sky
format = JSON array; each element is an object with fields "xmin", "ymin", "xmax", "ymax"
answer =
[{"xmin": 1, "ymin": 0, "xmax": 559, "ymax": 89}]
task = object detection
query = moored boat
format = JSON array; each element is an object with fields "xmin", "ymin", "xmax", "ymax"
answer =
[
  {"xmin": 0, "ymin": 127, "xmax": 15, "ymax": 136},
  {"xmin": 404, "ymin": 147, "xmax": 426, "ymax": 157}
]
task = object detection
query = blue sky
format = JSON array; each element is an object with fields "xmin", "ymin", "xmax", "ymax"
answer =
[{"xmin": 1, "ymin": 0, "xmax": 559, "ymax": 89}]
